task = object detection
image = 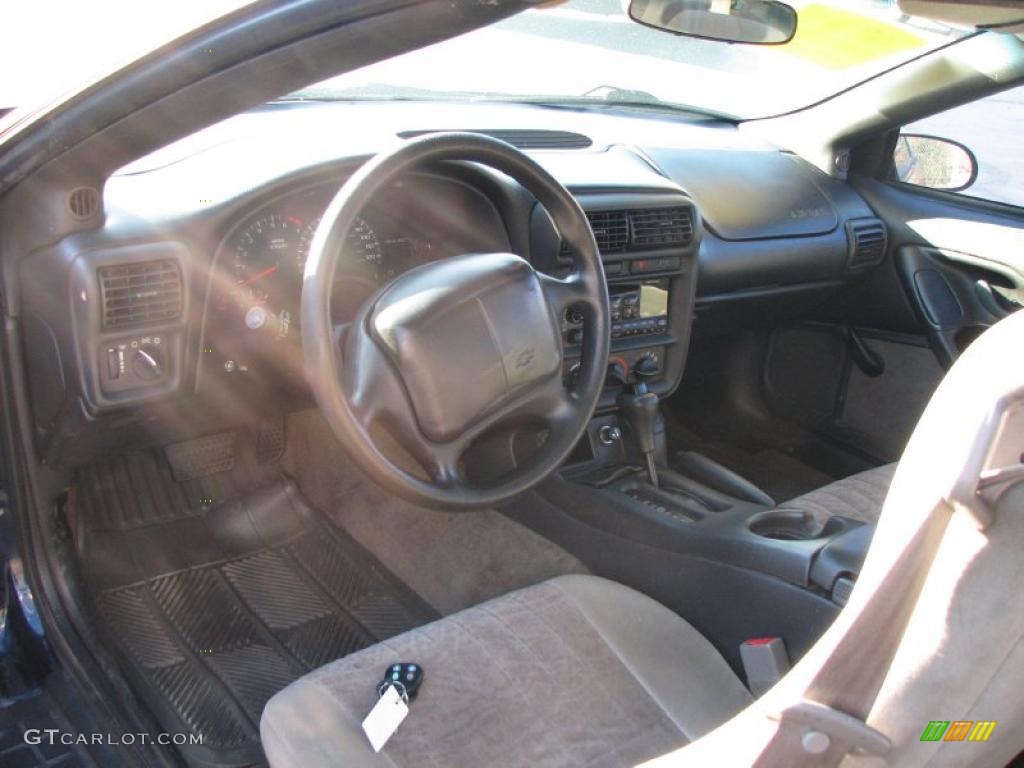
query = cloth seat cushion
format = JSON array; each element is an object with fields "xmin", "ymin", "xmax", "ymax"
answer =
[
  {"xmin": 261, "ymin": 574, "xmax": 752, "ymax": 768},
  {"xmin": 779, "ymin": 463, "xmax": 897, "ymax": 525}
]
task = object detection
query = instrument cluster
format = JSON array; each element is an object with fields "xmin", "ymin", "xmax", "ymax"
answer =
[
  {"xmin": 204, "ymin": 172, "xmax": 511, "ymax": 387},
  {"xmin": 214, "ymin": 184, "xmax": 433, "ymax": 344}
]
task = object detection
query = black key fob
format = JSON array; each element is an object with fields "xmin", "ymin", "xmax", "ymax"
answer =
[{"xmin": 377, "ymin": 662, "xmax": 424, "ymax": 701}]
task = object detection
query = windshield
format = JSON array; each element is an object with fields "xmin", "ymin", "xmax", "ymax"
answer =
[
  {"xmin": 292, "ymin": 0, "xmax": 969, "ymax": 120},
  {"xmin": 1, "ymin": 0, "xmax": 252, "ymax": 111}
]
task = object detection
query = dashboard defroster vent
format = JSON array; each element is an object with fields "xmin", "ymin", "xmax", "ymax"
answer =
[
  {"xmin": 846, "ymin": 218, "xmax": 887, "ymax": 270},
  {"xmin": 398, "ymin": 129, "xmax": 592, "ymax": 149},
  {"xmin": 630, "ymin": 206, "xmax": 694, "ymax": 248},
  {"xmin": 99, "ymin": 260, "xmax": 183, "ymax": 330}
]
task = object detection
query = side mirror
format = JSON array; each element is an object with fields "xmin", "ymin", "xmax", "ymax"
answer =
[
  {"xmin": 893, "ymin": 134, "xmax": 978, "ymax": 192},
  {"xmin": 628, "ymin": 0, "xmax": 797, "ymax": 45}
]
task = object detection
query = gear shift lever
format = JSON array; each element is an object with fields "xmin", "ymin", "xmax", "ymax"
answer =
[{"xmin": 616, "ymin": 356, "xmax": 661, "ymax": 487}]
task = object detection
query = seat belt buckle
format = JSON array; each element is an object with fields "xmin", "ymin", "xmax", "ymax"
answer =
[{"xmin": 740, "ymin": 637, "xmax": 790, "ymax": 696}]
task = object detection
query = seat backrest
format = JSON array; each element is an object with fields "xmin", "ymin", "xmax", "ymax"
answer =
[{"xmin": 643, "ymin": 308, "xmax": 1024, "ymax": 767}]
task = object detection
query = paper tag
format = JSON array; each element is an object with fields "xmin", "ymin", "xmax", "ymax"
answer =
[{"xmin": 362, "ymin": 684, "xmax": 409, "ymax": 752}]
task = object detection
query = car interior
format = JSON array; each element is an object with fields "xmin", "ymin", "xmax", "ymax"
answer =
[{"xmin": 1, "ymin": 0, "xmax": 1024, "ymax": 767}]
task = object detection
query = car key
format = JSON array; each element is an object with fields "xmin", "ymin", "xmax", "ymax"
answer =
[{"xmin": 375, "ymin": 662, "xmax": 424, "ymax": 701}]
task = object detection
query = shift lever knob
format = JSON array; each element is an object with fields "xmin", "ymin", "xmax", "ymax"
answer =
[{"xmin": 617, "ymin": 388, "xmax": 659, "ymax": 456}]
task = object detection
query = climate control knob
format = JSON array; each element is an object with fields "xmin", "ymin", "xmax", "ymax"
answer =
[{"xmin": 634, "ymin": 355, "xmax": 660, "ymax": 382}]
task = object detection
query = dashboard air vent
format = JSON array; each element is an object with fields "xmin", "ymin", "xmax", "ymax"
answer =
[
  {"xmin": 629, "ymin": 206, "xmax": 694, "ymax": 248},
  {"xmin": 398, "ymin": 129, "xmax": 592, "ymax": 150},
  {"xmin": 561, "ymin": 209, "xmax": 630, "ymax": 259},
  {"xmin": 561, "ymin": 207, "xmax": 697, "ymax": 259},
  {"xmin": 846, "ymin": 218, "xmax": 887, "ymax": 269},
  {"xmin": 99, "ymin": 260, "xmax": 183, "ymax": 330},
  {"xmin": 587, "ymin": 210, "xmax": 630, "ymax": 254},
  {"xmin": 68, "ymin": 187, "xmax": 99, "ymax": 220}
]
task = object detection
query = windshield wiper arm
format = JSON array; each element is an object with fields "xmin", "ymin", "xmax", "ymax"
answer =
[{"xmin": 510, "ymin": 96, "xmax": 730, "ymax": 121}]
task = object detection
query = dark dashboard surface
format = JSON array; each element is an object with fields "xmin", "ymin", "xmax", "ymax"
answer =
[{"xmin": 20, "ymin": 100, "xmax": 883, "ymax": 465}]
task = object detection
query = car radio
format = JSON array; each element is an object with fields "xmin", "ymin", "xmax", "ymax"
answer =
[{"xmin": 562, "ymin": 280, "xmax": 669, "ymax": 345}]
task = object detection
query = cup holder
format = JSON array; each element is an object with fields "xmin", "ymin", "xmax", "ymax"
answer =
[{"xmin": 748, "ymin": 509, "xmax": 846, "ymax": 541}]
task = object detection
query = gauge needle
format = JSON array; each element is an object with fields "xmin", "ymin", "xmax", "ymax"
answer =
[{"xmin": 242, "ymin": 265, "xmax": 279, "ymax": 285}]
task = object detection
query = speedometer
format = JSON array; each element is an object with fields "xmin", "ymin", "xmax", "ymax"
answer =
[{"xmin": 299, "ymin": 216, "xmax": 390, "ymax": 282}]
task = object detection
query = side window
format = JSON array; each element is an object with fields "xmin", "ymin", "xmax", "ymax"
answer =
[{"xmin": 892, "ymin": 84, "xmax": 1024, "ymax": 209}]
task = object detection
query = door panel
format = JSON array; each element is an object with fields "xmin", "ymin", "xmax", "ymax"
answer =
[
  {"xmin": 854, "ymin": 176, "xmax": 1024, "ymax": 368},
  {"xmin": 896, "ymin": 244, "xmax": 1020, "ymax": 367}
]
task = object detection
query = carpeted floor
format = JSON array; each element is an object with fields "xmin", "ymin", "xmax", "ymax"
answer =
[{"xmin": 282, "ymin": 409, "xmax": 589, "ymax": 615}]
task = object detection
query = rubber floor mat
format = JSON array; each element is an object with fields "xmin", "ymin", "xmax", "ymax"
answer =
[
  {"xmin": 74, "ymin": 458, "xmax": 437, "ymax": 767},
  {"xmin": 0, "ymin": 687, "xmax": 99, "ymax": 767}
]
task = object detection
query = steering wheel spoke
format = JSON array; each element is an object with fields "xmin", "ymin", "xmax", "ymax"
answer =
[
  {"xmin": 539, "ymin": 270, "xmax": 591, "ymax": 317},
  {"xmin": 424, "ymin": 445, "xmax": 465, "ymax": 489}
]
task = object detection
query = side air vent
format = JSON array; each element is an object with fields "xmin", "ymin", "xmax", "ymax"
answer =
[
  {"xmin": 846, "ymin": 218, "xmax": 887, "ymax": 270},
  {"xmin": 398, "ymin": 129, "xmax": 592, "ymax": 150},
  {"xmin": 99, "ymin": 260, "xmax": 183, "ymax": 330},
  {"xmin": 630, "ymin": 206, "xmax": 694, "ymax": 248},
  {"xmin": 67, "ymin": 187, "xmax": 100, "ymax": 220}
]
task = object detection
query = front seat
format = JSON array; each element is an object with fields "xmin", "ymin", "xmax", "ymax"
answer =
[
  {"xmin": 781, "ymin": 463, "xmax": 897, "ymax": 524},
  {"xmin": 262, "ymin": 575, "xmax": 750, "ymax": 767},
  {"xmin": 262, "ymin": 310, "xmax": 1024, "ymax": 767}
]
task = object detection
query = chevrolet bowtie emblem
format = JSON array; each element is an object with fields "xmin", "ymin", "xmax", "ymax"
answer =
[{"xmin": 515, "ymin": 348, "xmax": 535, "ymax": 369}]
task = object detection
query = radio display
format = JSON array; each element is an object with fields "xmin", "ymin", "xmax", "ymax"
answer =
[{"xmin": 638, "ymin": 284, "xmax": 668, "ymax": 318}]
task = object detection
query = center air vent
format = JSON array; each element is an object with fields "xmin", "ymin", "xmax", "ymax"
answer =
[
  {"xmin": 846, "ymin": 218, "xmax": 887, "ymax": 270},
  {"xmin": 630, "ymin": 206, "xmax": 694, "ymax": 248},
  {"xmin": 561, "ymin": 205, "xmax": 695, "ymax": 259},
  {"xmin": 586, "ymin": 210, "xmax": 630, "ymax": 254},
  {"xmin": 398, "ymin": 129, "xmax": 591, "ymax": 150},
  {"xmin": 99, "ymin": 260, "xmax": 183, "ymax": 330}
]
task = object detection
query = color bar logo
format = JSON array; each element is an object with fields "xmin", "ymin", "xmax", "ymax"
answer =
[{"xmin": 920, "ymin": 721, "xmax": 997, "ymax": 742}]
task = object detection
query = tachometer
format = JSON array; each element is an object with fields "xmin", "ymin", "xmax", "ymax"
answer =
[{"xmin": 231, "ymin": 213, "xmax": 306, "ymax": 304}]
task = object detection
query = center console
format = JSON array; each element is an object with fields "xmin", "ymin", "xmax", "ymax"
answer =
[
  {"xmin": 529, "ymin": 191, "xmax": 701, "ymax": 411},
  {"xmin": 523, "ymin": 187, "xmax": 873, "ymax": 661}
]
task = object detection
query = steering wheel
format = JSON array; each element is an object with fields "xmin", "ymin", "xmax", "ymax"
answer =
[{"xmin": 301, "ymin": 133, "xmax": 610, "ymax": 509}]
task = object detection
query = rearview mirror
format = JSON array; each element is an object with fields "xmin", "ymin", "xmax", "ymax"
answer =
[
  {"xmin": 893, "ymin": 134, "xmax": 978, "ymax": 192},
  {"xmin": 628, "ymin": 0, "xmax": 798, "ymax": 44}
]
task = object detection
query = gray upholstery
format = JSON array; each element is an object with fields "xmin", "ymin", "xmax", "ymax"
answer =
[
  {"xmin": 642, "ymin": 310, "xmax": 1024, "ymax": 767},
  {"xmin": 780, "ymin": 464, "xmax": 897, "ymax": 524},
  {"xmin": 261, "ymin": 574, "xmax": 752, "ymax": 768}
]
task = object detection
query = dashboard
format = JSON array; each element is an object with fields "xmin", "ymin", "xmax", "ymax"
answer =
[{"xmin": 17, "ymin": 100, "xmax": 883, "ymax": 466}]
